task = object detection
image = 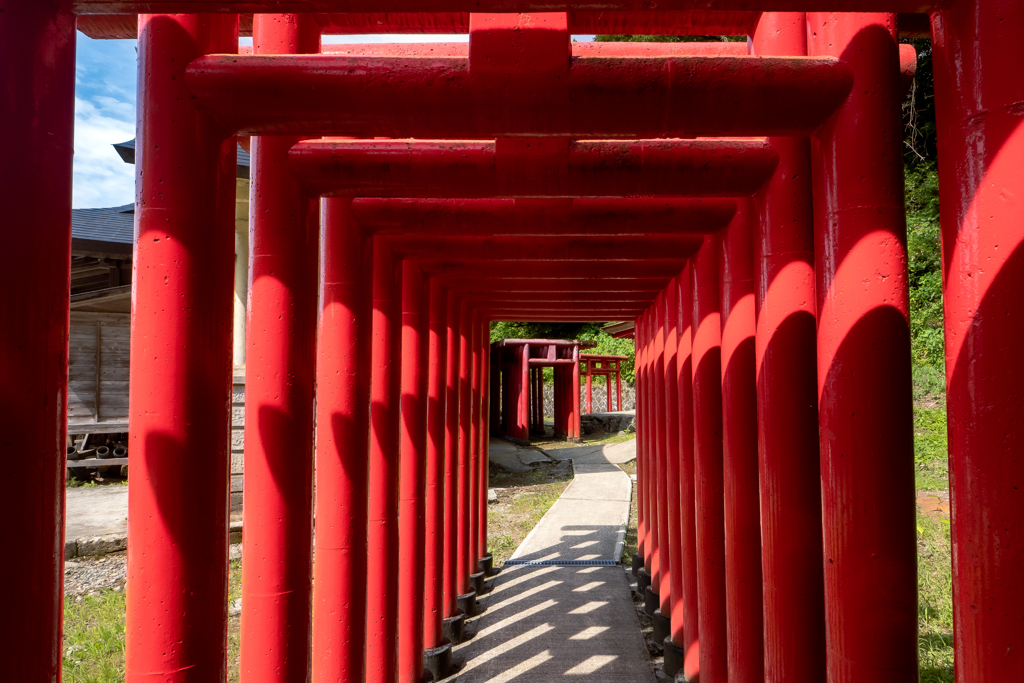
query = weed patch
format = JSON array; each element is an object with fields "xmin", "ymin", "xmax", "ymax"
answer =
[
  {"xmin": 918, "ymin": 511, "xmax": 954, "ymax": 681},
  {"xmin": 62, "ymin": 555, "xmax": 243, "ymax": 682},
  {"xmin": 915, "ymin": 405, "xmax": 948, "ymax": 490},
  {"xmin": 487, "ymin": 467, "xmax": 572, "ymax": 566}
]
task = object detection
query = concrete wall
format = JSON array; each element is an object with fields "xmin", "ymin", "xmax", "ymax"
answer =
[{"xmin": 539, "ymin": 382, "xmax": 636, "ymax": 417}]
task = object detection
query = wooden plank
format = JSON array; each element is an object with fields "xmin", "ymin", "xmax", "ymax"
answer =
[
  {"xmin": 102, "ymin": 395, "xmax": 131, "ymax": 409},
  {"xmin": 69, "ymin": 330, "xmax": 99, "ymax": 342},
  {"xmin": 99, "ymin": 366, "xmax": 129, "ymax": 381},
  {"xmin": 70, "ymin": 311, "xmax": 130, "ymax": 325},
  {"xmin": 101, "ymin": 325, "xmax": 130, "ymax": 339},
  {"xmin": 68, "ymin": 380, "xmax": 97, "ymax": 394},
  {"xmin": 95, "ymin": 322, "xmax": 102, "ymax": 422},
  {"xmin": 102, "ymin": 340, "xmax": 130, "ymax": 353},
  {"xmin": 68, "ymin": 405, "xmax": 98, "ymax": 418},
  {"xmin": 67, "ymin": 458, "xmax": 129, "ymax": 468},
  {"xmin": 66, "ymin": 423, "xmax": 129, "ymax": 435}
]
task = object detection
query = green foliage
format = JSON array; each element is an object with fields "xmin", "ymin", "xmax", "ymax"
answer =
[
  {"xmin": 901, "ymin": 38, "xmax": 937, "ymax": 165},
  {"xmin": 490, "ymin": 321, "xmax": 636, "ymax": 383},
  {"xmin": 913, "ymin": 364, "xmax": 946, "ymax": 403},
  {"xmin": 906, "ymin": 161, "xmax": 944, "ymax": 372}
]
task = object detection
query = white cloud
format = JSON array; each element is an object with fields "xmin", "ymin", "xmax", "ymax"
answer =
[{"xmin": 72, "ymin": 96, "xmax": 135, "ymax": 209}]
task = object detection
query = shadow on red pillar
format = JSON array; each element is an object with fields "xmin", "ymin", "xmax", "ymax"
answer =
[
  {"xmin": 313, "ymin": 199, "xmax": 372, "ymax": 683},
  {"xmin": 368, "ymin": 236, "xmax": 403, "ymax": 683},
  {"xmin": 932, "ymin": 2, "xmax": 1024, "ymax": 679},
  {"xmin": 662, "ymin": 281, "xmax": 683, "ymax": 654},
  {"xmin": 424, "ymin": 279, "xmax": 449, "ymax": 654},
  {"xmin": 675, "ymin": 267, "xmax": 701, "ymax": 674},
  {"xmin": 457, "ymin": 300, "xmax": 474, "ymax": 599},
  {"xmin": 751, "ymin": 12, "xmax": 827, "ymax": 683},
  {"xmin": 719, "ymin": 200, "xmax": 764, "ymax": 683},
  {"xmin": 638, "ymin": 312, "xmax": 650, "ymax": 572},
  {"xmin": 690, "ymin": 235, "xmax": 727, "ymax": 683},
  {"xmin": 478, "ymin": 317, "xmax": 492, "ymax": 572},
  {"xmin": 241, "ymin": 15, "xmax": 320, "ymax": 683},
  {"xmin": 808, "ymin": 12, "xmax": 917, "ymax": 681},
  {"xmin": 127, "ymin": 13, "xmax": 238, "ymax": 681},
  {"xmin": 443, "ymin": 291, "xmax": 463, "ymax": 621},
  {"xmin": 651, "ymin": 292, "xmax": 668, "ymax": 614},
  {"xmin": 398, "ymin": 261, "xmax": 429, "ymax": 683},
  {"xmin": 469, "ymin": 311, "xmax": 483, "ymax": 580},
  {"xmin": 1, "ymin": 3, "xmax": 75, "ymax": 679}
]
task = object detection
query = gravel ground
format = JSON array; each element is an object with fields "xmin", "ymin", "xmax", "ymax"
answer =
[
  {"xmin": 64, "ymin": 554, "xmax": 126, "ymax": 598},
  {"xmin": 64, "ymin": 544, "xmax": 242, "ymax": 599}
]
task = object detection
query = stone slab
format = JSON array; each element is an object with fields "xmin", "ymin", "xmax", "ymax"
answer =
[
  {"xmin": 64, "ymin": 484, "xmax": 243, "ymax": 558},
  {"xmin": 489, "ymin": 438, "xmax": 554, "ymax": 473},
  {"xmin": 66, "ymin": 485, "xmax": 128, "ymax": 540}
]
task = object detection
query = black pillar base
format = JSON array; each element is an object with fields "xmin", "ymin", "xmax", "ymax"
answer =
[
  {"xmin": 643, "ymin": 586, "xmax": 660, "ymax": 616},
  {"xmin": 469, "ymin": 571, "xmax": 486, "ymax": 596},
  {"xmin": 663, "ymin": 635, "xmax": 687, "ymax": 678},
  {"xmin": 631, "ymin": 552, "xmax": 643, "ymax": 576},
  {"xmin": 479, "ymin": 553, "xmax": 495, "ymax": 577},
  {"xmin": 423, "ymin": 638, "xmax": 453, "ymax": 681},
  {"xmin": 442, "ymin": 610, "xmax": 466, "ymax": 644},
  {"xmin": 637, "ymin": 567, "xmax": 652, "ymax": 595},
  {"xmin": 652, "ymin": 609, "xmax": 671, "ymax": 648},
  {"xmin": 456, "ymin": 590, "xmax": 478, "ymax": 618}
]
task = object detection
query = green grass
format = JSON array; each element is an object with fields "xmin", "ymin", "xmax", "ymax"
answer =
[
  {"xmin": 62, "ymin": 590, "xmax": 126, "ymax": 682},
  {"xmin": 915, "ymin": 405, "xmax": 949, "ymax": 491},
  {"xmin": 918, "ymin": 511, "xmax": 954, "ymax": 682},
  {"xmin": 62, "ymin": 557, "xmax": 243, "ymax": 682},
  {"xmin": 912, "ymin": 395, "xmax": 953, "ymax": 681},
  {"xmin": 488, "ymin": 468, "xmax": 572, "ymax": 565}
]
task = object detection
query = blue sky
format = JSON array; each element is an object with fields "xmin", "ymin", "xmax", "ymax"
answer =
[
  {"xmin": 73, "ymin": 35, "xmax": 138, "ymax": 208},
  {"xmin": 72, "ymin": 32, "xmax": 594, "ymax": 209}
]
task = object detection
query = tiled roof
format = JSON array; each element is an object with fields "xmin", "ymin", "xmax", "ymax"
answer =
[
  {"xmin": 114, "ymin": 139, "xmax": 251, "ymax": 178},
  {"xmin": 71, "ymin": 204, "xmax": 134, "ymax": 255}
]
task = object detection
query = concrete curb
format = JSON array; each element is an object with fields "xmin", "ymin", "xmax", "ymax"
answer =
[
  {"xmin": 65, "ymin": 521, "xmax": 243, "ymax": 559},
  {"xmin": 612, "ymin": 475, "xmax": 634, "ymax": 562}
]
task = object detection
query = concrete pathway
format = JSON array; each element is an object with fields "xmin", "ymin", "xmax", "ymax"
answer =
[{"xmin": 451, "ymin": 439, "xmax": 652, "ymax": 682}]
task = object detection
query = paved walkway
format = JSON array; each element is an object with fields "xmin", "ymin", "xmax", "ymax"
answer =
[{"xmin": 452, "ymin": 439, "xmax": 652, "ymax": 682}]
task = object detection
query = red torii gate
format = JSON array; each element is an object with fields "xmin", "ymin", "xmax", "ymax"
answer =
[
  {"xmin": 490, "ymin": 338, "xmax": 596, "ymax": 443},
  {"xmin": 580, "ymin": 352, "xmax": 628, "ymax": 414},
  {"xmin": 4, "ymin": 5, "xmax": 1024, "ymax": 683}
]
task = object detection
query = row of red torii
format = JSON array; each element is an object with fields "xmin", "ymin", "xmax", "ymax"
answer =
[
  {"xmin": 6, "ymin": 2, "xmax": 1023, "ymax": 683},
  {"xmin": 490, "ymin": 338, "xmax": 629, "ymax": 442}
]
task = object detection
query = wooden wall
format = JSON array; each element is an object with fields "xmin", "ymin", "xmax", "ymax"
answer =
[{"xmin": 68, "ymin": 312, "xmax": 130, "ymax": 434}]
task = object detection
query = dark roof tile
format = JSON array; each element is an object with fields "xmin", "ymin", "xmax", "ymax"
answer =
[
  {"xmin": 114, "ymin": 139, "xmax": 250, "ymax": 178},
  {"xmin": 72, "ymin": 204, "xmax": 134, "ymax": 245}
]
